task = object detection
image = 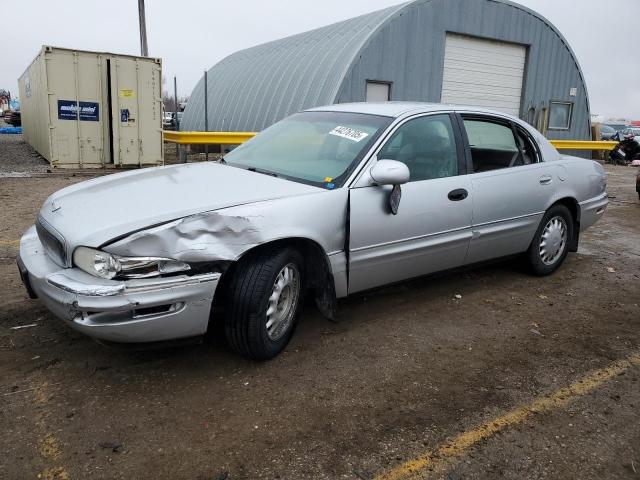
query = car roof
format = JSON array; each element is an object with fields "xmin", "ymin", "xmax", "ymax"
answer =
[{"xmin": 306, "ymin": 101, "xmax": 517, "ymax": 119}]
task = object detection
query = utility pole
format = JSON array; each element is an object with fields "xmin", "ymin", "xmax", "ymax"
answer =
[
  {"xmin": 174, "ymin": 76, "xmax": 186, "ymax": 163},
  {"xmin": 204, "ymin": 70, "xmax": 209, "ymax": 162},
  {"xmin": 138, "ymin": 0, "xmax": 149, "ymax": 56}
]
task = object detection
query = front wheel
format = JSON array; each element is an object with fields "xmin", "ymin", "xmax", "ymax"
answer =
[
  {"xmin": 526, "ymin": 204, "xmax": 573, "ymax": 276},
  {"xmin": 225, "ymin": 246, "xmax": 304, "ymax": 360}
]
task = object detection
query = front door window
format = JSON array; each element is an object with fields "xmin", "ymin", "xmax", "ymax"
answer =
[{"xmin": 378, "ymin": 114, "xmax": 459, "ymax": 182}]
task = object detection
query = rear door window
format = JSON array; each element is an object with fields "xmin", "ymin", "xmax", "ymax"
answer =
[{"xmin": 463, "ymin": 119, "xmax": 521, "ymax": 172}]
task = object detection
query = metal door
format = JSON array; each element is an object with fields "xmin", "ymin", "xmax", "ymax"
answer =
[
  {"xmin": 441, "ymin": 33, "xmax": 526, "ymax": 117},
  {"xmin": 110, "ymin": 57, "xmax": 162, "ymax": 165},
  {"xmin": 46, "ymin": 49, "xmax": 105, "ymax": 167},
  {"xmin": 110, "ymin": 57, "xmax": 139, "ymax": 165}
]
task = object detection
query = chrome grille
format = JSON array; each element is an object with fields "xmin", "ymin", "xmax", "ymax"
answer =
[{"xmin": 36, "ymin": 216, "xmax": 67, "ymax": 267}]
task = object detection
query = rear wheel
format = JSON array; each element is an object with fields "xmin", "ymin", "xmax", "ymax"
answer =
[
  {"xmin": 225, "ymin": 246, "xmax": 304, "ymax": 360},
  {"xmin": 526, "ymin": 204, "xmax": 573, "ymax": 276}
]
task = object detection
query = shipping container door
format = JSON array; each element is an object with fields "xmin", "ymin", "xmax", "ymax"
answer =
[
  {"xmin": 110, "ymin": 57, "xmax": 162, "ymax": 165},
  {"xmin": 136, "ymin": 59, "xmax": 163, "ymax": 164},
  {"xmin": 441, "ymin": 34, "xmax": 526, "ymax": 117},
  {"xmin": 110, "ymin": 57, "xmax": 139, "ymax": 165},
  {"xmin": 75, "ymin": 52, "xmax": 106, "ymax": 165},
  {"xmin": 46, "ymin": 49, "xmax": 105, "ymax": 166}
]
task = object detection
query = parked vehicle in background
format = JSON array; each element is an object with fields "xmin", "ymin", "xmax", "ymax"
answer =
[
  {"xmin": 18, "ymin": 103, "xmax": 608, "ymax": 360},
  {"xmin": 609, "ymin": 135, "xmax": 640, "ymax": 166},
  {"xmin": 163, "ymin": 112, "xmax": 181, "ymax": 130},
  {"xmin": 162, "ymin": 112, "xmax": 173, "ymax": 127},
  {"xmin": 598, "ymin": 124, "xmax": 617, "ymax": 140},
  {"xmin": 606, "ymin": 123, "xmax": 629, "ymax": 132},
  {"xmin": 6, "ymin": 110, "xmax": 21, "ymax": 127},
  {"xmin": 611, "ymin": 127, "xmax": 640, "ymax": 141}
]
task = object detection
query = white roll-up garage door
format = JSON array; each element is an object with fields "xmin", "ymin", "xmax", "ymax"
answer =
[{"xmin": 441, "ymin": 33, "xmax": 526, "ymax": 117}]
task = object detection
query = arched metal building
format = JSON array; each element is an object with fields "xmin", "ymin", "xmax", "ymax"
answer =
[{"xmin": 182, "ymin": 0, "xmax": 590, "ymax": 142}]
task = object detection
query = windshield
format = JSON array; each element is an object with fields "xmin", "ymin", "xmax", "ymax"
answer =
[{"xmin": 223, "ymin": 111, "xmax": 392, "ymax": 188}]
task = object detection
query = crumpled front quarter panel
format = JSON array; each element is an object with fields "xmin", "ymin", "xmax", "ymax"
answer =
[{"xmin": 104, "ymin": 189, "xmax": 349, "ymax": 262}]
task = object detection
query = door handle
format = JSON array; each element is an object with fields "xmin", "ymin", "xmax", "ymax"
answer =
[
  {"xmin": 448, "ymin": 188, "xmax": 468, "ymax": 201},
  {"xmin": 539, "ymin": 175, "xmax": 553, "ymax": 185}
]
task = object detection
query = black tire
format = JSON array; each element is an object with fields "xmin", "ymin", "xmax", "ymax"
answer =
[
  {"xmin": 225, "ymin": 246, "xmax": 304, "ymax": 360},
  {"xmin": 526, "ymin": 204, "xmax": 574, "ymax": 276}
]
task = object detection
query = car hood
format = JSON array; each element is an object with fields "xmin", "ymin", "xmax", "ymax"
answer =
[{"xmin": 38, "ymin": 162, "xmax": 321, "ymax": 249}]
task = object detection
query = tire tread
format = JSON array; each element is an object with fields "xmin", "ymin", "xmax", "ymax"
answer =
[{"xmin": 225, "ymin": 245, "xmax": 302, "ymax": 360}]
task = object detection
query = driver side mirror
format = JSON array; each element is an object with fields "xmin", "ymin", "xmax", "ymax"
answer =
[
  {"xmin": 369, "ymin": 159, "xmax": 410, "ymax": 215},
  {"xmin": 369, "ymin": 159, "xmax": 410, "ymax": 186}
]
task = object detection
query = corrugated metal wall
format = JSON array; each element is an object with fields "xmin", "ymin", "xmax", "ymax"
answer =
[
  {"xmin": 182, "ymin": 0, "xmax": 590, "ymax": 145},
  {"xmin": 181, "ymin": 3, "xmax": 406, "ymax": 132},
  {"xmin": 337, "ymin": 0, "xmax": 590, "ymax": 143}
]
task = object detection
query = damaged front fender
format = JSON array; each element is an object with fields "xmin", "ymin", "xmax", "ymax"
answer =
[
  {"xmin": 103, "ymin": 189, "xmax": 348, "ymax": 265},
  {"xmin": 101, "ymin": 189, "xmax": 350, "ymax": 319}
]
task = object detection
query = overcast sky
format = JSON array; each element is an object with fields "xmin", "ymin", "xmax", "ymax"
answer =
[{"xmin": 2, "ymin": 0, "xmax": 638, "ymax": 120}]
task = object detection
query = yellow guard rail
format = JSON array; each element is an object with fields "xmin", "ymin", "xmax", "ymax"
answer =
[
  {"xmin": 163, "ymin": 131, "xmax": 256, "ymax": 145},
  {"xmin": 163, "ymin": 131, "xmax": 617, "ymax": 151},
  {"xmin": 549, "ymin": 140, "xmax": 617, "ymax": 151}
]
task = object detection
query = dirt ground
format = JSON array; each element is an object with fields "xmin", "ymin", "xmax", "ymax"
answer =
[{"xmin": 0, "ymin": 152, "xmax": 639, "ymax": 479}]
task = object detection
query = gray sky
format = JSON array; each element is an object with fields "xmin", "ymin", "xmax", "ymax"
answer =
[{"xmin": 2, "ymin": 0, "xmax": 639, "ymax": 119}]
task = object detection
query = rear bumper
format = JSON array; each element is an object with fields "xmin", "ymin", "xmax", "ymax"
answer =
[
  {"xmin": 19, "ymin": 225, "xmax": 220, "ymax": 343},
  {"xmin": 579, "ymin": 192, "xmax": 608, "ymax": 231}
]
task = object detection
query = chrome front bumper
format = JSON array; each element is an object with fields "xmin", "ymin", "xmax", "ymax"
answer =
[{"xmin": 18, "ymin": 226, "xmax": 220, "ymax": 343}]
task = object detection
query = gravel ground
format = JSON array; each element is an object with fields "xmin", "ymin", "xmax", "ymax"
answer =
[
  {"xmin": 0, "ymin": 124, "xmax": 50, "ymax": 176},
  {"xmin": 0, "ymin": 151, "xmax": 638, "ymax": 479},
  {"xmin": 0, "ymin": 120, "xmax": 218, "ymax": 173}
]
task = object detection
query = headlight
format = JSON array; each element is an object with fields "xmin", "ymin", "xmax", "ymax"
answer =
[{"xmin": 73, "ymin": 247, "xmax": 190, "ymax": 280}]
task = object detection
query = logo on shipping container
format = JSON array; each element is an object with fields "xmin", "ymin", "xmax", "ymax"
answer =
[{"xmin": 57, "ymin": 100, "xmax": 100, "ymax": 122}]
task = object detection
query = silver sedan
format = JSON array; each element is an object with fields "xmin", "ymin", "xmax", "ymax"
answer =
[{"xmin": 18, "ymin": 103, "xmax": 608, "ymax": 359}]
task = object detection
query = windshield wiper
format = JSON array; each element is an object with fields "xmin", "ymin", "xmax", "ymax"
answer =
[{"xmin": 246, "ymin": 167, "xmax": 278, "ymax": 178}]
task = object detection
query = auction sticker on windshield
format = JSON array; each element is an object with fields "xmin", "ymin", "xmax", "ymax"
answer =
[{"xmin": 329, "ymin": 126, "xmax": 369, "ymax": 142}]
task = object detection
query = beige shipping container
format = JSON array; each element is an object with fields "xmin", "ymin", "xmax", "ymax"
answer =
[{"xmin": 18, "ymin": 46, "xmax": 163, "ymax": 168}]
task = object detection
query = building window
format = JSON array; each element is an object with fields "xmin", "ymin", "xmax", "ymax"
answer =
[
  {"xmin": 548, "ymin": 101, "xmax": 573, "ymax": 130},
  {"xmin": 366, "ymin": 81, "xmax": 391, "ymax": 102}
]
